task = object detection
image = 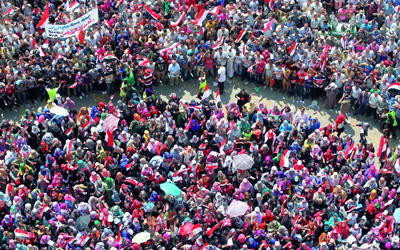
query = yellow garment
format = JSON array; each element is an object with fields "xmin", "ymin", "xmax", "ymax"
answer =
[
  {"xmin": 369, "ymin": 189, "xmax": 377, "ymax": 200},
  {"xmin": 144, "ymin": 130, "xmax": 150, "ymax": 143}
]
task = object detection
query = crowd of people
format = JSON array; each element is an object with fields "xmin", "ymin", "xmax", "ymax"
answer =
[{"xmin": 0, "ymin": 0, "xmax": 400, "ymax": 249}]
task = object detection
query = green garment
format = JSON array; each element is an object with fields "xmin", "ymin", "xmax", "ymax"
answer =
[
  {"xmin": 129, "ymin": 120, "xmax": 138, "ymax": 134},
  {"xmin": 98, "ymin": 150, "xmax": 107, "ymax": 161},
  {"xmin": 101, "ymin": 113, "xmax": 107, "ymax": 121},
  {"xmin": 239, "ymin": 121, "xmax": 251, "ymax": 134},
  {"xmin": 242, "ymin": 131, "xmax": 252, "ymax": 141},
  {"xmin": 94, "ymin": 220, "xmax": 101, "ymax": 230},
  {"xmin": 165, "ymin": 2, "xmax": 170, "ymax": 14},
  {"xmin": 46, "ymin": 88, "xmax": 58, "ymax": 101},
  {"xmin": 104, "ymin": 177, "xmax": 115, "ymax": 191},
  {"xmin": 325, "ymin": 213, "xmax": 342, "ymax": 228},
  {"xmin": 199, "ymin": 80, "xmax": 207, "ymax": 93},
  {"xmin": 272, "ymin": 153, "xmax": 282, "ymax": 164},
  {"xmin": 124, "ymin": 72, "xmax": 135, "ymax": 86},
  {"xmin": 370, "ymin": 89, "xmax": 381, "ymax": 94},
  {"xmin": 386, "ymin": 110, "xmax": 397, "ymax": 126}
]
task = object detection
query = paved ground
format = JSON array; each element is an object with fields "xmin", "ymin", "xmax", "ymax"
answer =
[{"xmin": 3, "ymin": 77, "xmax": 396, "ymax": 149}]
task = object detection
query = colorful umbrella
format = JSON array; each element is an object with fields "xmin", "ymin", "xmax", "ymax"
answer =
[
  {"xmin": 178, "ymin": 222, "xmax": 194, "ymax": 235},
  {"xmin": 132, "ymin": 232, "xmax": 151, "ymax": 244},
  {"xmin": 232, "ymin": 154, "xmax": 254, "ymax": 171},
  {"xmin": 225, "ymin": 200, "xmax": 249, "ymax": 217},
  {"xmin": 160, "ymin": 182, "xmax": 181, "ymax": 196},
  {"xmin": 102, "ymin": 114, "xmax": 119, "ymax": 133}
]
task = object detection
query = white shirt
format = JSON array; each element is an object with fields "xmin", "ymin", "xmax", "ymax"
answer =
[{"xmin": 217, "ymin": 67, "xmax": 226, "ymax": 82}]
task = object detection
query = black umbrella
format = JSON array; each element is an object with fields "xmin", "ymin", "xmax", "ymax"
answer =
[{"xmin": 75, "ymin": 214, "xmax": 91, "ymax": 231}]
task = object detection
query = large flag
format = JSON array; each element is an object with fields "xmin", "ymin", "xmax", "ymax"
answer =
[
  {"xmin": 15, "ymin": 229, "xmax": 29, "ymax": 239},
  {"xmin": 138, "ymin": 4, "xmax": 160, "ymax": 20},
  {"xmin": 288, "ymin": 42, "xmax": 297, "ymax": 56},
  {"xmin": 268, "ymin": 0, "xmax": 275, "ymax": 10},
  {"xmin": 125, "ymin": 177, "xmax": 139, "ymax": 185},
  {"xmin": 341, "ymin": 35, "xmax": 346, "ymax": 49},
  {"xmin": 279, "ymin": 149, "xmax": 290, "ymax": 168},
  {"xmin": 210, "ymin": 6, "xmax": 221, "ymax": 15},
  {"xmin": 99, "ymin": 54, "xmax": 119, "ymax": 61},
  {"xmin": 211, "ymin": 37, "xmax": 225, "ymax": 50},
  {"xmin": 377, "ymin": 136, "xmax": 388, "ymax": 161},
  {"xmin": 193, "ymin": 9, "xmax": 209, "ymax": 25},
  {"xmin": 171, "ymin": 12, "xmax": 186, "ymax": 27},
  {"xmin": 388, "ymin": 82, "xmax": 400, "ymax": 92},
  {"xmin": 202, "ymin": 82, "xmax": 211, "ymax": 100},
  {"xmin": 192, "ymin": 224, "xmax": 203, "ymax": 236},
  {"xmin": 206, "ymin": 221, "xmax": 223, "ymax": 237},
  {"xmin": 4, "ymin": 8, "xmax": 17, "ymax": 15},
  {"xmin": 215, "ymin": 88, "xmax": 221, "ymax": 106},
  {"xmin": 344, "ymin": 142, "xmax": 354, "ymax": 159},
  {"xmin": 37, "ymin": 1, "xmax": 50, "ymax": 28}
]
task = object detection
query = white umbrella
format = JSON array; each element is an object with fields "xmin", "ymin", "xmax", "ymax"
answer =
[
  {"xmin": 232, "ymin": 154, "xmax": 254, "ymax": 171},
  {"xmin": 50, "ymin": 106, "xmax": 69, "ymax": 116},
  {"xmin": 132, "ymin": 232, "xmax": 151, "ymax": 244}
]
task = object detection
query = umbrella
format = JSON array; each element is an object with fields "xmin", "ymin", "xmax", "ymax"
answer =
[
  {"xmin": 132, "ymin": 232, "xmax": 151, "ymax": 244},
  {"xmin": 232, "ymin": 154, "xmax": 254, "ymax": 171},
  {"xmin": 225, "ymin": 200, "xmax": 249, "ymax": 217},
  {"xmin": 150, "ymin": 155, "xmax": 163, "ymax": 167},
  {"xmin": 394, "ymin": 208, "xmax": 400, "ymax": 223},
  {"xmin": 50, "ymin": 106, "xmax": 69, "ymax": 116},
  {"xmin": 178, "ymin": 223, "xmax": 194, "ymax": 235},
  {"xmin": 75, "ymin": 214, "xmax": 90, "ymax": 231},
  {"xmin": 388, "ymin": 83, "xmax": 400, "ymax": 96},
  {"xmin": 102, "ymin": 114, "xmax": 119, "ymax": 133},
  {"xmin": 160, "ymin": 182, "xmax": 181, "ymax": 196}
]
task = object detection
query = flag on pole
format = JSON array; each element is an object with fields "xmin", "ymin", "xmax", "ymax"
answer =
[
  {"xmin": 37, "ymin": 1, "xmax": 50, "ymax": 28},
  {"xmin": 288, "ymin": 42, "xmax": 297, "ymax": 56},
  {"xmin": 377, "ymin": 136, "xmax": 388, "ymax": 161},
  {"xmin": 193, "ymin": 9, "xmax": 209, "ymax": 25},
  {"xmin": 215, "ymin": 88, "xmax": 221, "ymax": 106},
  {"xmin": 171, "ymin": 12, "xmax": 186, "ymax": 27},
  {"xmin": 202, "ymin": 82, "xmax": 211, "ymax": 100},
  {"xmin": 279, "ymin": 149, "xmax": 290, "ymax": 168},
  {"xmin": 347, "ymin": 175, "xmax": 354, "ymax": 186},
  {"xmin": 206, "ymin": 221, "xmax": 223, "ymax": 237},
  {"xmin": 65, "ymin": 127, "xmax": 73, "ymax": 136},
  {"xmin": 82, "ymin": 121, "xmax": 90, "ymax": 130},
  {"xmin": 341, "ymin": 35, "xmax": 346, "ymax": 49},
  {"xmin": 78, "ymin": 29, "xmax": 84, "ymax": 44},
  {"xmin": 138, "ymin": 4, "xmax": 161, "ymax": 19},
  {"xmin": 344, "ymin": 142, "xmax": 354, "ymax": 159},
  {"xmin": 67, "ymin": 1, "xmax": 80, "ymax": 12}
]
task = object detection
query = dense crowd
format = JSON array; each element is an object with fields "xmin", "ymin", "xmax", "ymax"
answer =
[{"xmin": 0, "ymin": 0, "xmax": 400, "ymax": 249}]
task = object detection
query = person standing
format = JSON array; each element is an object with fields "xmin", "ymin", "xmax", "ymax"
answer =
[
  {"xmin": 216, "ymin": 63, "xmax": 226, "ymax": 95},
  {"xmin": 168, "ymin": 60, "xmax": 181, "ymax": 86}
]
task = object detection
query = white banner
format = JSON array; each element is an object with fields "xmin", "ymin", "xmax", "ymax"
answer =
[{"xmin": 45, "ymin": 9, "xmax": 99, "ymax": 38}]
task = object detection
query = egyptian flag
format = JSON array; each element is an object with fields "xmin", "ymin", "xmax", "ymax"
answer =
[
  {"xmin": 55, "ymin": 53, "xmax": 66, "ymax": 62},
  {"xmin": 200, "ymin": 117, "xmax": 206, "ymax": 126},
  {"xmin": 139, "ymin": 57, "xmax": 150, "ymax": 66},
  {"xmin": 42, "ymin": 39, "xmax": 49, "ymax": 49},
  {"xmin": 126, "ymin": 177, "xmax": 139, "ymax": 185},
  {"xmin": 69, "ymin": 83, "xmax": 77, "ymax": 88},
  {"xmin": 219, "ymin": 138, "xmax": 226, "ymax": 152},
  {"xmin": 215, "ymin": 88, "xmax": 221, "ymax": 106},
  {"xmin": 124, "ymin": 159, "xmax": 136, "ymax": 171},
  {"xmin": 200, "ymin": 242, "xmax": 208, "ymax": 250},
  {"xmin": 279, "ymin": 149, "xmax": 290, "ymax": 168},
  {"xmin": 341, "ymin": 35, "xmax": 346, "ymax": 49},
  {"xmin": 396, "ymin": 5, "xmax": 400, "ymax": 12},
  {"xmin": 347, "ymin": 206, "xmax": 358, "ymax": 213},
  {"xmin": 37, "ymin": 1, "xmax": 50, "ymax": 28},
  {"xmin": 99, "ymin": 54, "xmax": 120, "ymax": 61},
  {"xmin": 78, "ymin": 29, "xmax": 84, "ymax": 44},
  {"xmin": 274, "ymin": 141, "xmax": 283, "ymax": 154},
  {"xmin": 192, "ymin": 224, "xmax": 203, "ymax": 235},
  {"xmin": 344, "ymin": 142, "xmax": 354, "ymax": 159},
  {"xmin": 164, "ymin": 203, "xmax": 170, "ymax": 212},
  {"xmin": 15, "ymin": 229, "xmax": 29, "ymax": 239},
  {"xmin": 138, "ymin": 4, "xmax": 160, "ymax": 20},
  {"xmin": 388, "ymin": 82, "xmax": 400, "ymax": 92},
  {"xmin": 275, "ymin": 39, "xmax": 284, "ymax": 44},
  {"xmin": 82, "ymin": 120, "xmax": 90, "ymax": 130},
  {"xmin": 4, "ymin": 8, "xmax": 17, "ymax": 15},
  {"xmin": 199, "ymin": 26, "xmax": 205, "ymax": 35},
  {"xmin": 211, "ymin": 37, "xmax": 225, "ymax": 50},
  {"xmin": 206, "ymin": 221, "xmax": 223, "ymax": 237},
  {"xmin": 210, "ymin": 6, "xmax": 221, "ymax": 15},
  {"xmin": 80, "ymin": 233, "xmax": 90, "ymax": 246},
  {"xmin": 230, "ymin": 2, "xmax": 241, "ymax": 10},
  {"xmin": 194, "ymin": 9, "xmax": 209, "ymax": 25},
  {"xmin": 227, "ymin": 122, "xmax": 235, "ymax": 133},
  {"xmin": 320, "ymin": 56, "xmax": 328, "ymax": 72},
  {"xmin": 377, "ymin": 136, "xmax": 388, "ymax": 161},
  {"xmin": 288, "ymin": 42, "xmax": 297, "ymax": 56},
  {"xmin": 292, "ymin": 214, "xmax": 299, "ymax": 225},
  {"xmin": 65, "ymin": 127, "xmax": 73, "ymax": 136},
  {"xmin": 172, "ymin": 169, "xmax": 188, "ymax": 178},
  {"xmin": 67, "ymin": 1, "xmax": 80, "ymax": 12},
  {"xmin": 263, "ymin": 19, "xmax": 275, "ymax": 32},
  {"xmin": 235, "ymin": 28, "xmax": 247, "ymax": 43},
  {"xmin": 39, "ymin": 46, "xmax": 46, "ymax": 57},
  {"xmin": 159, "ymin": 42, "xmax": 180, "ymax": 55},
  {"xmin": 268, "ymin": 0, "xmax": 274, "ymax": 10},
  {"xmin": 171, "ymin": 12, "xmax": 186, "ymax": 27},
  {"xmin": 38, "ymin": 204, "xmax": 50, "ymax": 218},
  {"xmin": 106, "ymin": 128, "xmax": 115, "ymax": 147},
  {"xmin": 185, "ymin": 114, "xmax": 194, "ymax": 131},
  {"xmin": 206, "ymin": 163, "xmax": 218, "ymax": 170},
  {"xmin": 202, "ymin": 82, "xmax": 211, "ymax": 100},
  {"xmin": 66, "ymin": 139, "xmax": 74, "ymax": 157},
  {"xmin": 295, "ymin": 193, "xmax": 305, "ymax": 199}
]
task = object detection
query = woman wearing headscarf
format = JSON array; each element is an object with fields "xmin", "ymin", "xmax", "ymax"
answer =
[{"xmin": 308, "ymin": 117, "xmax": 321, "ymax": 133}]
